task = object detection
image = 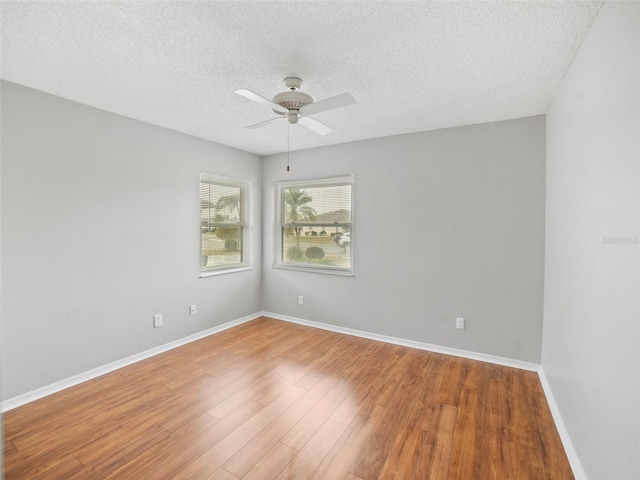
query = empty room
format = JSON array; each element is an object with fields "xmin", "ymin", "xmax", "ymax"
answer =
[{"xmin": 1, "ymin": 1, "xmax": 638, "ymax": 479}]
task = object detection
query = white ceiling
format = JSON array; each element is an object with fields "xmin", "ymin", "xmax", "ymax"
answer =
[{"xmin": 1, "ymin": 1, "xmax": 602, "ymax": 156}]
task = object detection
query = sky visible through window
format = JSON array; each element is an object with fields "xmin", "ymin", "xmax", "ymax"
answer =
[
  {"xmin": 200, "ymin": 174, "xmax": 249, "ymax": 274},
  {"xmin": 280, "ymin": 180, "xmax": 352, "ymax": 272},
  {"xmin": 286, "ymin": 184, "xmax": 351, "ymax": 221}
]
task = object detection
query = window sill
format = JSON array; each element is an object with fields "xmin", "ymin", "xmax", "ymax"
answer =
[
  {"xmin": 199, "ymin": 265, "xmax": 253, "ymax": 278},
  {"xmin": 273, "ymin": 263, "xmax": 354, "ymax": 277}
]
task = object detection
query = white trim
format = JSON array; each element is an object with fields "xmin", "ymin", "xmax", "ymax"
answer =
[
  {"xmin": 272, "ymin": 263, "xmax": 354, "ymax": 276},
  {"xmin": 274, "ymin": 175, "xmax": 355, "ymax": 276},
  {"xmin": 3, "ymin": 308, "xmax": 583, "ymax": 480},
  {"xmin": 261, "ymin": 311, "xmax": 582, "ymax": 479},
  {"xmin": 1, "ymin": 313, "xmax": 260, "ymax": 413},
  {"xmin": 538, "ymin": 368, "xmax": 588, "ymax": 480},
  {"xmin": 261, "ymin": 311, "xmax": 540, "ymax": 372},
  {"xmin": 265, "ymin": 312, "xmax": 585, "ymax": 477},
  {"xmin": 199, "ymin": 172, "xmax": 252, "ymax": 276},
  {"xmin": 199, "ymin": 265, "xmax": 253, "ymax": 278},
  {"xmin": 2, "ymin": 309, "xmax": 582, "ymax": 480}
]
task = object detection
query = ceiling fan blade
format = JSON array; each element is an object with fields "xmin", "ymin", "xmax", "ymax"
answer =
[
  {"xmin": 245, "ymin": 117, "xmax": 284, "ymax": 129},
  {"xmin": 300, "ymin": 93, "xmax": 355, "ymax": 116},
  {"xmin": 298, "ymin": 116, "xmax": 333, "ymax": 135},
  {"xmin": 235, "ymin": 89, "xmax": 287, "ymax": 114}
]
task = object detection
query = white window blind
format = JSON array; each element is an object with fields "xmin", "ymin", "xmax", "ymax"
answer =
[
  {"xmin": 200, "ymin": 173, "xmax": 251, "ymax": 275},
  {"xmin": 276, "ymin": 176, "xmax": 354, "ymax": 275}
]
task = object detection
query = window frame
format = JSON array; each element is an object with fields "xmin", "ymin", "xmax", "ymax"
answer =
[
  {"xmin": 199, "ymin": 173, "xmax": 252, "ymax": 277},
  {"xmin": 274, "ymin": 175, "xmax": 354, "ymax": 276}
]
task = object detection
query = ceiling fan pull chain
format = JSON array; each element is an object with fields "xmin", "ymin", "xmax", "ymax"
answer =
[{"xmin": 287, "ymin": 123, "xmax": 290, "ymax": 172}]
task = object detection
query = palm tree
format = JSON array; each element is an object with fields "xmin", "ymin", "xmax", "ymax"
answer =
[
  {"xmin": 214, "ymin": 194, "xmax": 240, "ymax": 220},
  {"xmin": 214, "ymin": 193, "xmax": 241, "ymax": 250},
  {"xmin": 285, "ymin": 189, "xmax": 316, "ymax": 248}
]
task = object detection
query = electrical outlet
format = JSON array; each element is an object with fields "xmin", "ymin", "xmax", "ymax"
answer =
[
  {"xmin": 190, "ymin": 305, "xmax": 197, "ymax": 316},
  {"xmin": 154, "ymin": 314, "xmax": 163, "ymax": 328},
  {"xmin": 456, "ymin": 317, "xmax": 465, "ymax": 330},
  {"xmin": 298, "ymin": 296, "xmax": 304, "ymax": 305}
]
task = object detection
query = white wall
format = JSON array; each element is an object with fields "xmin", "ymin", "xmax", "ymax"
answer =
[
  {"xmin": 263, "ymin": 116, "xmax": 546, "ymax": 363},
  {"xmin": 1, "ymin": 81, "xmax": 263, "ymax": 400},
  {"xmin": 543, "ymin": 2, "xmax": 640, "ymax": 479}
]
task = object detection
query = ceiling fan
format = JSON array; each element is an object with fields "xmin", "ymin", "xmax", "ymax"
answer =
[{"xmin": 235, "ymin": 77, "xmax": 355, "ymax": 135}]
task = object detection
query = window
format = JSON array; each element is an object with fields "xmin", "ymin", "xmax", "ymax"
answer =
[
  {"xmin": 276, "ymin": 176, "xmax": 354, "ymax": 275},
  {"xmin": 200, "ymin": 173, "xmax": 251, "ymax": 276}
]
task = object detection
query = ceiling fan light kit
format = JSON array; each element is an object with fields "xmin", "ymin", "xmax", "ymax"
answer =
[{"xmin": 235, "ymin": 77, "xmax": 355, "ymax": 135}]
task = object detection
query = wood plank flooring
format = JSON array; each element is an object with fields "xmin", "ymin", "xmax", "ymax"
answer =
[{"xmin": 3, "ymin": 317, "xmax": 573, "ymax": 479}]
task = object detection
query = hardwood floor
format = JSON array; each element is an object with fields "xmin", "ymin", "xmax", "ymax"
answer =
[{"xmin": 3, "ymin": 317, "xmax": 573, "ymax": 479}]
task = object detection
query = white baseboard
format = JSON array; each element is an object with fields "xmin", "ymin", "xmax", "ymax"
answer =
[
  {"xmin": 261, "ymin": 311, "xmax": 540, "ymax": 372},
  {"xmin": 538, "ymin": 368, "xmax": 587, "ymax": 480},
  {"xmin": 1, "ymin": 312, "xmax": 260, "ymax": 413},
  {"xmin": 265, "ymin": 311, "xmax": 586, "ymax": 478},
  {"xmin": 3, "ymin": 309, "xmax": 582, "ymax": 480}
]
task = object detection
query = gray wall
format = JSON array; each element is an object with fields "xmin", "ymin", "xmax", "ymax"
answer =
[
  {"xmin": 0, "ymin": 79, "xmax": 3, "ymax": 473},
  {"xmin": 262, "ymin": 116, "xmax": 546, "ymax": 363},
  {"xmin": 1, "ymin": 81, "xmax": 263, "ymax": 400},
  {"xmin": 543, "ymin": 2, "xmax": 640, "ymax": 479}
]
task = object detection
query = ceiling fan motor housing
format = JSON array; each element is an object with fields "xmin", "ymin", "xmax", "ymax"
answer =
[{"xmin": 272, "ymin": 90, "xmax": 313, "ymax": 116}]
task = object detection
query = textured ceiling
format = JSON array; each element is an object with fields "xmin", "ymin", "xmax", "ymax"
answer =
[{"xmin": 1, "ymin": 1, "xmax": 602, "ymax": 156}]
